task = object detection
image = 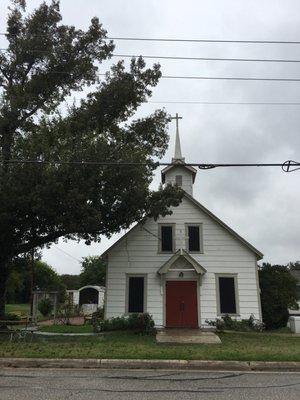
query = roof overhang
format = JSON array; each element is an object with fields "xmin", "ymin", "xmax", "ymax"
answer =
[
  {"xmin": 157, "ymin": 249, "xmax": 207, "ymax": 275},
  {"xmin": 184, "ymin": 193, "xmax": 264, "ymax": 260}
]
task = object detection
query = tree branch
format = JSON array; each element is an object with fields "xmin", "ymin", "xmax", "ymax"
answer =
[{"xmin": 16, "ymin": 230, "xmax": 67, "ymax": 254}]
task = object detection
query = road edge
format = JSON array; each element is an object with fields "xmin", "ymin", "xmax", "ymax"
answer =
[{"xmin": 0, "ymin": 358, "xmax": 300, "ymax": 371}]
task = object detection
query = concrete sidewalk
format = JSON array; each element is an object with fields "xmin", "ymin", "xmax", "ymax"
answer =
[
  {"xmin": 0, "ymin": 358, "xmax": 300, "ymax": 372},
  {"xmin": 156, "ymin": 329, "xmax": 221, "ymax": 344}
]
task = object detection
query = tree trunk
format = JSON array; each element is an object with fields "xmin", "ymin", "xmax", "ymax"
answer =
[{"xmin": 0, "ymin": 259, "xmax": 9, "ymax": 319}]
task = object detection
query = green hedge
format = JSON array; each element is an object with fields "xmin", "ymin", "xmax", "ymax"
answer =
[{"xmin": 93, "ymin": 313, "xmax": 155, "ymax": 335}]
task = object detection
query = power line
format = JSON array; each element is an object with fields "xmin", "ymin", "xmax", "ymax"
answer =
[
  {"xmin": 1, "ymin": 32, "xmax": 300, "ymax": 45},
  {"xmin": 1, "ymin": 70, "xmax": 300, "ymax": 82},
  {"xmin": 159, "ymin": 75, "xmax": 300, "ymax": 82},
  {"xmin": 114, "ymin": 54, "xmax": 300, "ymax": 63},
  {"xmin": 107, "ymin": 36, "xmax": 300, "ymax": 45},
  {"xmin": 52, "ymin": 245, "xmax": 81, "ymax": 262},
  {"xmin": 1, "ymin": 159, "xmax": 300, "ymax": 172},
  {"xmin": 148, "ymin": 101, "xmax": 300, "ymax": 105},
  {"xmin": 2, "ymin": 48, "xmax": 300, "ymax": 63}
]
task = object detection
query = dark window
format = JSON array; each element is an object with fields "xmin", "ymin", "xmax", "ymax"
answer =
[
  {"xmin": 188, "ymin": 225, "xmax": 201, "ymax": 252},
  {"xmin": 219, "ymin": 277, "xmax": 237, "ymax": 314},
  {"xmin": 175, "ymin": 175, "xmax": 182, "ymax": 186},
  {"xmin": 161, "ymin": 225, "xmax": 173, "ymax": 252},
  {"xmin": 128, "ymin": 277, "xmax": 144, "ymax": 313}
]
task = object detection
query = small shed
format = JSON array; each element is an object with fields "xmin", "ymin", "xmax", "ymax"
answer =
[{"xmin": 67, "ymin": 285, "xmax": 105, "ymax": 315}]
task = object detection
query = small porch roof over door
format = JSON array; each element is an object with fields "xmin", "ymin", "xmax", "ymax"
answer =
[{"xmin": 157, "ymin": 249, "xmax": 207, "ymax": 275}]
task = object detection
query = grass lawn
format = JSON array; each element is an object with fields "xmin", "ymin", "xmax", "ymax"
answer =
[
  {"xmin": 39, "ymin": 324, "xmax": 93, "ymax": 334},
  {"xmin": 5, "ymin": 304, "xmax": 49, "ymax": 321},
  {"xmin": 5, "ymin": 304, "xmax": 30, "ymax": 316},
  {"xmin": 0, "ymin": 331, "xmax": 300, "ymax": 362}
]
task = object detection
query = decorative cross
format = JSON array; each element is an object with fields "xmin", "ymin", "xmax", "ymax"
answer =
[
  {"xmin": 171, "ymin": 113, "xmax": 183, "ymax": 132},
  {"xmin": 171, "ymin": 113, "xmax": 184, "ymax": 160}
]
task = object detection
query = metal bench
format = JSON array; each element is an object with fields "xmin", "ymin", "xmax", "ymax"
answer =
[{"xmin": 0, "ymin": 318, "xmax": 35, "ymax": 342}]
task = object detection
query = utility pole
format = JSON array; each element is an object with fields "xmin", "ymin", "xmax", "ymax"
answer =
[{"xmin": 29, "ymin": 248, "xmax": 35, "ymax": 317}]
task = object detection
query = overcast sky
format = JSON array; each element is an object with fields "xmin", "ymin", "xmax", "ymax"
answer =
[{"xmin": 1, "ymin": 0, "xmax": 300, "ymax": 274}]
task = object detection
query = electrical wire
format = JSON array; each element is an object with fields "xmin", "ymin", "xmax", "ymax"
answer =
[
  {"xmin": 52, "ymin": 245, "xmax": 81, "ymax": 262},
  {"xmin": 3, "ymin": 48, "xmax": 300, "ymax": 63},
  {"xmin": 1, "ymin": 159, "xmax": 300, "ymax": 172},
  {"xmin": 1, "ymin": 33, "xmax": 297, "ymax": 45},
  {"xmin": 114, "ymin": 54, "xmax": 300, "ymax": 63},
  {"xmin": 1, "ymin": 32, "xmax": 300, "ymax": 45},
  {"xmin": 1, "ymin": 70, "xmax": 300, "ymax": 82},
  {"xmin": 106, "ymin": 36, "xmax": 300, "ymax": 45},
  {"xmin": 148, "ymin": 101, "xmax": 300, "ymax": 105},
  {"xmin": 159, "ymin": 75, "xmax": 300, "ymax": 82}
]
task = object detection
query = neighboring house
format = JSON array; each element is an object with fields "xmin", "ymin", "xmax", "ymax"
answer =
[
  {"xmin": 289, "ymin": 270, "xmax": 300, "ymax": 315},
  {"xmin": 102, "ymin": 124, "xmax": 263, "ymax": 329},
  {"xmin": 67, "ymin": 285, "xmax": 105, "ymax": 314}
]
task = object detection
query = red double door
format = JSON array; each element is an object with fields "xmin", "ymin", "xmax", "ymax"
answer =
[{"xmin": 166, "ymin": 281, "xmax": 198, "ymax": 328}]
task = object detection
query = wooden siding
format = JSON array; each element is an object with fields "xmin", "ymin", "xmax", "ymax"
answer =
[
  {"xmin": 106, "ymin": 196, "xmax": 261, "ymax": 327},
  {"xmin": 164, "ymin": 166, "xmax": 194, "ymax": 196}
]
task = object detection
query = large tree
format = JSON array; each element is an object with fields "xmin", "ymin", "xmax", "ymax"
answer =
[
  {"xmin": 80, "ymin": 256, "xmax": 106, "ymax": 287},
  {"xmin": 0, "ymin": 1, "xmax": 182, "ymax": 317},
  {"xmin": 6, "ymin": 256, "xmax": 66, "ymax": 304}
]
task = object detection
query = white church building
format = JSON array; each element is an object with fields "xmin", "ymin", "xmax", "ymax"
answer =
[{"xmin": 102, "ymin": 120, "xmax": 263, "ymax": 329}]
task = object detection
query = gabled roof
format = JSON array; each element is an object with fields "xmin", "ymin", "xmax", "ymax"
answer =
[
  {"xmin": 157, "ymin": 249, "xmax": 207, "ymax": 275},
  {"xmin": 101, "ymin": 193, "xmax": 263, "ymax": 260},
  {"xmin": 101, "ymin": 223, "xmax": 139, "ymax": 258}
]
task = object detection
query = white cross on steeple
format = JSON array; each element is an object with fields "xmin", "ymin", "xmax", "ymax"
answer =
[{"xmin": 171, "ymin": 113, "xmax": 185, "ymax": 162}]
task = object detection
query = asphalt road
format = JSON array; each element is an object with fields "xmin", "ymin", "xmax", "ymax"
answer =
[{"xmin": 0, "ymin": 368, "xmax": 300, "ymax": 400}]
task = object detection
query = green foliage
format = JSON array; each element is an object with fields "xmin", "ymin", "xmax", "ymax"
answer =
[
  {"xmin": 1, "ymin": 312, "xmax": 21, "ymax": 321},
  {"xmin": 80, "ymin": 256, "xmax": 106, "ymax": 287},
  {"xmin": 289, "ymin": 261, "xmax": 300, "ymax": 271},
  {"xmin": 91, "ymin": 307, "xmax": 105, "ymax": 329},
  {"xmin": 39, "ymin": 324, "xmax": 93, "ymax": 334},
  {"xmin": 6, "ymin": 257, "xmax": 66, "ymax": 304},
  {"xmin": 259, "ymin": 263, "xmax": 299, "ymax": 329},
  {"xmin": 38, "ymin": 298, "xmax": 53, "ymax": 317},
  {"xmin": 60, "ymin": 274, "xmax": 81, "ymax": 290},
  {"xmin": 205, "ymin": 314, "xmax": 265, "ymax": 332},
  {"xmin": 94, "ymin": 313, "xmax": 155, "ymax": 335},
  {"xmin": 0, "ymin": 0, "xmax": 183, "ymax": 318},
  {"xmin": 56, "ymin": 295, "xmax": 81, "ymax": 325}
]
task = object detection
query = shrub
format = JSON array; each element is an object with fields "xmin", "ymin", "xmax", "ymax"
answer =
[
  {"xmin": 57, "ymin": 296, "xmax": 81, "ymax": 325},
  {"xmin": 91, "ymin": 307, "xmax": 104, "ymax": 329},
  {"xmin": 94, "ymin": 313, "xmax": 156, "ymax": 335},
  {"xmin": 205, "ymin": 318, "xmax": 225, "ymax": 332},
  {"xmin": 259, "ymin": 264, "xmax": 298, "ymax": 329},
  {"xmin": 205, "ymin": 314, "xmax": 265, "ymax": 332},
  {"xmin": 1, "ymin": 312, "xmax": 21, "ymax": 321},
  {"xmin": 38, "ymin": 298, "xmax": 53, "ymax": 317}
]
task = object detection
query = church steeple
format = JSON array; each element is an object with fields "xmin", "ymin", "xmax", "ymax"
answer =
[
  {"xmin": 172, "ymin": 113, "xmax": 185, "ymax": 162},
  {"xmin": 161, "ymin": 114, "xmax": 197, "ymax": 196}
]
